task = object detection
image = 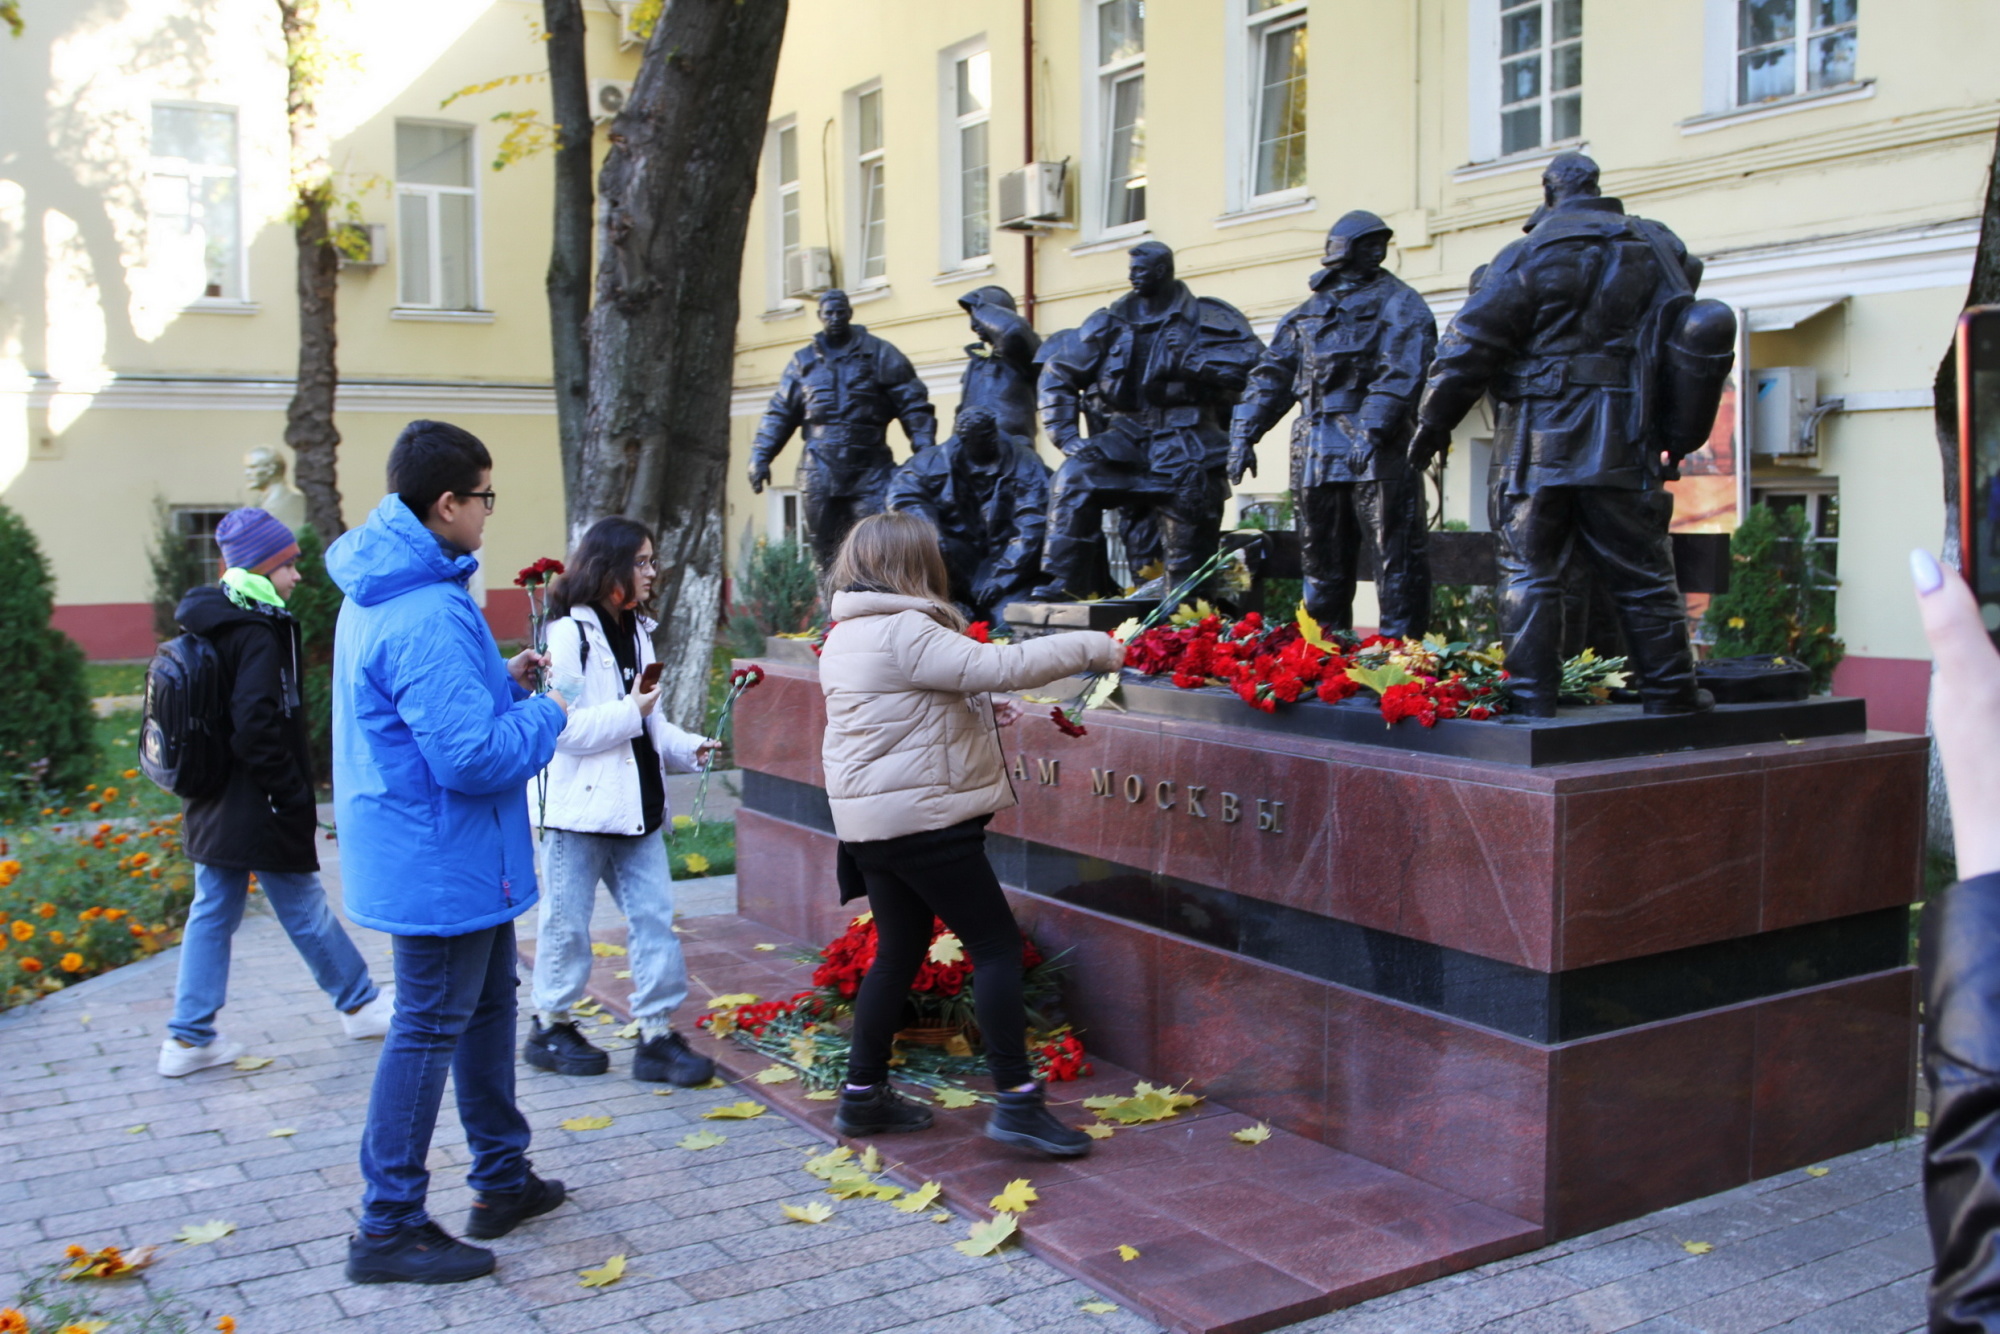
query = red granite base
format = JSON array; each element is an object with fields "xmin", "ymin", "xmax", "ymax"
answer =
[{"xmin": 521, "ymin": 914, "xmax": 1541, "ymax": 1334}]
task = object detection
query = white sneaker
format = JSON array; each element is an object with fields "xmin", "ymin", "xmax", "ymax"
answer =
[
  {"xmin": 341, "ymin": 989, "xmax": 395, "ymax": 1040},
  {"xmin": 157, "ymin": 1036, "xmax": 246, "ymax": 1078}
]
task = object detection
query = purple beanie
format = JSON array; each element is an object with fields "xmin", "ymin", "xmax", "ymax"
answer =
[{"xmin": 216, "ymin": 507, "xmax": 301, "ymax": 575}]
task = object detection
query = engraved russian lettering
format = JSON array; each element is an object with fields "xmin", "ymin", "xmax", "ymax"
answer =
[
  {"xmin": 1154, "ymin": 780, "xmax": 1176, "ymax": 811},
  {"xmin": 1011, "ymin": 755, "xmax": 1028, "ymax": 782},
  {"xmin": 1122, "ymin": 773, "xmax": 1144, "ymax": 803},
  {"xmin": 1186, "ymin": 785, "xmax": 1208, "ymax": 818},
  {"xmin": 1092, "ymin": 768, "xmax": 1115, "ymax": 797},
  {"xmin": 1221, "ymin": 792, "xmax": 1241, "ymax": 824},
  {"xmin": 1037, "ymin": 758, "xmax": 1059, "ymax": 786}
]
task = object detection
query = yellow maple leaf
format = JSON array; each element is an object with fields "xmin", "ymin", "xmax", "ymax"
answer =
[
  {"xmin": 860, "ymin": 1146, "xmax": 884, "ymax": 1174},
  {"xmin": 1682, "ymin": 1240, "xmax": 1713, "ymax": 1255},
  {"xmin": 935, "ymin": 1087, "xmax": 981, "ymax": 1108},
  {"xmin": 704, "ymin": 993, "xmax": 760, "ymax": 1010},
  {"xmin": 702, "ymin": 1101, "xmax": 766, "ymax": 1120},
  {"xmin": 590, "ymin": 941, "xmax": 627, "ymax": 957},
  {"xmin": 804, "ymin": 1146, "xmax": 855, "ymax": 1178},
  {"xmin": 574, "ymin": 999, "xmax": 604, "ymax": 1016},
  {"xmin": 1080, "ymin": 1123, "xmax": 1114, "ymax": 1140},
  {"xmin": 804, "ymin": 1090, "xmax": 838, "ymax": 1101},
  {"xmin": 953, "ymin": 1213, "xmax": 1018, "ymax": 1257},
  {"xmin": 782, "ymin": 1201, "xmax": 834, "ymax": 1224},
  {"xmin": 173, "ymin": 1219, "xmax": 236, "ymax": 1246},
  {"xmin": 753, "ymin": 1065, "xmax": 798, "ymax": 1085},
  {"xmin": 893, "ymin": 1182, "xmax": 943, "ymax": 1214},
  {"xmin": 126, "ymin": 1125, "xmax": 147, "ymax": 1134},
  {"xmin": 1232, "ymin": 1122, "xmax": 1272, "ymax": 1145},
  {"xmin": 682, "ymin": 853, "xmax": 711, "ymax": 875},
  {"xmin": 677, "ymin": 1130, "xmax": 726, "ymax": 1150},
  {"xmin": 928, "ymin": 932, "xmax": 966, "ymax": 965},
  {"xmin": 1110, "ymin": 617, "xmax": 1143, "ymax": 644},
  {"xmin": 1805, "ymin": 1166, "xmax": 1830, "ymax": 1177},
  {"xmin": 1080, "ymin": 1302, "xmax": 1119, "ymax": 1315},
  {"xmin": 1117, "ymin": 1245, "xmax": 1140, "ymax": 1261},
  {"xmin": 578, "ymin": 1253, "xmax": 626, "ymax": 1288},
  {"xmin": 653, "ymin": 1089, "xmax": 674, "ymax": 1097},
  {"xmin": 618, "ymin": 1021, "xmax": 642, "ymax": 1039},
  {"xmin": 1916, "ymin": 1111, "xmax": 1931, "ymax": 1129},
  {"xmin": 615, "ymin": 969, "xmax": 632, "ymax": 979},
  {"xmin": 560, "ymin": 1115, "xmax": 615, "ymax": 1131},
  {"xmin": 930, "ymin": 1212, "xmax": 952, "ymax": 1223},
  {"xmin": 754, "ymin": 943, "xmax": 777, "ymax": 951},
  {"xmin": 691, "ymin": 1075, "xmax": 727, "ymax": 1090},
  {"xmin": 232, "ymin": 1056, "xmax": 273, "ymax": 1071},
  {"xmin": 1294, "ymin": 600, "xmax": 1334, "ymax": 651},
  {"xmin": 989, "ymin": 1179, "xmax": 1038, "ymax": 1213},
  {"xmin": 268, "ymin": 1128, "xmax": 296, "ymax": 1138}
]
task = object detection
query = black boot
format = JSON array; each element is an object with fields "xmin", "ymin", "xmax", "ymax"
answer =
[
  {"xmin": 1643, "ymin": 686, "xmax": 1716, "ymax": 716},
  {"xmin": 523, "ymin": 1019, "xmax": 609, "ymax": 1076},
  {"xmin": 464, "ymin": 1171, "xmax": 566, "ymax": 1240},
  {"xmin": 346, "ymin": 1221, "xmax": 494, "ymax": 1285},
  {"xmin": 632, "ymin": 1030, "xmax": 715, "ymax": 1086},
  {"xmin": 832, "ymin": 1082, "xmax": 935, "ymax": 1136},
  {"xmin": 986, "ymin": 1084, "xmax": 1092, "ymax": 1158}
]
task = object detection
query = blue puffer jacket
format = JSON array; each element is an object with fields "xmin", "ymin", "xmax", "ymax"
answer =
[{"xmin": 326, "ymin": 495, "xmax": 565, "ymax": 936}]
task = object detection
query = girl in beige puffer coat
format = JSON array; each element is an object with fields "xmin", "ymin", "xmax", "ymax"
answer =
[{"xmin": 819, "ymin": 513, "xmax": 1121, "ymax": 1156}]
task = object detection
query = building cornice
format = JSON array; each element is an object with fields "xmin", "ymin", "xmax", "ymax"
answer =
[{"xmin": 7, "ymin": 374, "xmax": 557, "ymax": 416}]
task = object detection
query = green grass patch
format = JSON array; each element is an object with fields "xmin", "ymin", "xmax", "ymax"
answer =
[
  {"xmin": 85, "ymin": 660, "xmax": 149, "ymax": 697},
  {"xmin": 665, "ymin": 814, "xmax": 735, "ymax": 881}
]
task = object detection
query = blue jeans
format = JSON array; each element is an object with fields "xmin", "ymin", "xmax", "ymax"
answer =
[
  {"xmin": 532, "ymin": 830, "xmax": 687, "ymax": 1029},
  {"xmin": 169, "ymin": 863, "xmax": 378, "ymax": 1047},
  {"xmin": 359, "ymin": 922, "xmax": 531, "ymax": 1232}
]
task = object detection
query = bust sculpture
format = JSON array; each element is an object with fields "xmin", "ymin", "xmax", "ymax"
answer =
[
  {"xmin": 242, "ymin": 446, "xmax": 307, "ymax": 533},
  {"xmin": 748, "ymin": 289, "xmax": 938, "ymax": 573},
  {"xmin": 1409, "ymin": 152, "xmax": 1738, "ymax": 716},
  {"xmin": 1033, "ymin": 242, "xmax": 1263, "ymax": 600},
  {"xmin": 886, "ymin": 405, "xmax": 1051, "ymax": 624},
  {"xmin": 1230, "ymin": 210, "xmax": 1438, "ymax": 638}
]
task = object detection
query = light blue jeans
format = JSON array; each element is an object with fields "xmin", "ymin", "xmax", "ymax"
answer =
[
  {"xmin": 169, "ymin": 863, "xmax": 379, "ymax": 1047},
  {"xmin": 532, "ymin": 829, "xmax": 687, "ymax": 1031}
]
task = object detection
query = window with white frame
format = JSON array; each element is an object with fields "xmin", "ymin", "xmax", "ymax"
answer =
[
  {"xmin": 1096, "ymin": 0, "xmax": 1146, "ymax": 231},
  {"xmin": 1498, "ymin": 0, "xmax": 1581, "ymax": 158},
  {"xmin": 148, "ymin": 104, "xmax": 243, "ymax": 304},
  {"xmin": 395, "ymin": 121, "xmax": 479, "ymax": 310},
  {"xmin": 1247, "ymin": 0, "xmax": 1307, "ymax": 199},
  {"xmin": 943, "ymin": 44, "xmax": 992, "ymax": 269},
  {"xmin": 768, "ymin": 119, "xmax": 801, "ymax": 304},
  {"xmin": 1736, "ymin": 0, "xmax": 1856, "ymax": 105},
  {"xmin": 854, "ymin": 86, "xmax": 888, "ymax": 284}
]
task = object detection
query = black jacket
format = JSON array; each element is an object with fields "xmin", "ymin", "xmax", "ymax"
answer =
[
  {"xmin": 174, "ymin": 586, "xmax": 319, "ymax": 874},
  {"xmin": 1926, "ymin": 870, "xmax": 2000, "ymax": 1332}
]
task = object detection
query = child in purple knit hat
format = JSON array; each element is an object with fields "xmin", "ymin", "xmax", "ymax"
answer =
[{"xmin": 158, "ymin": 507, "xmax": 393, "ymax": 1077}]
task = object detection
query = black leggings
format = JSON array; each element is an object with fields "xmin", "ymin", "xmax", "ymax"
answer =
[{"xmin": 843, "ymin": 839, "xmax": 1033, "ymax": 1090}]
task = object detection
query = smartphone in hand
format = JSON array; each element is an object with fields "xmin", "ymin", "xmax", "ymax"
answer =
[
  {"xmin": 1957, "ymin": 307, "xmax": 2000, "ymax": 647},
  {"xmin": 639, "ymin": 661, "xmax": 663, "ymax": 692}
]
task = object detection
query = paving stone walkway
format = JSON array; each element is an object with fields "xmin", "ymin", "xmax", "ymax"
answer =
[{"xmin": 0, "ymin": 795, "xmax": 1932, "ymax": 1333}]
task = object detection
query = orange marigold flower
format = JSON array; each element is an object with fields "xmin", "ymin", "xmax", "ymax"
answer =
[
  {"xmin": 101, "ymin": 787, "xmax": 118, "ymax": 801},
  {"xmin": 84, "ymin": 783, "xmax": 96, "ymax": 791},
  {"xmin": 87, "ymin": 802, "xmax": 102, "ymax": 814},
  {"xmin": 128, "ymin": 923, "xmax": 146, "ymax": 937},
  {"xmin": 11, "ymin": 921, "xmax": 33, "ymax": 941},
  {"xmin": 80, "ymin": 907, "xmax": 102, "ymax": 921},
  {"xmin": 60, "ymin": 952, "xmax": 83, "ymax": 973},
  {"xmin": 64, "ymin": 1245, "xmax": 88, "ymax": 1258},
  {"xmin": 122, "ymin": 768, "xmax": 138, "ymax": 779},
  {"xmin": 39, "ymin": 807, "xmax": 53, "ymax": 816},
  {"xmin": 0, "ymin": 912, "xmax": 9, "ymax": 925},
  {"xmin": 102, "ymin": 908, "xmax": 126, "ymax": 921},
  {"xmin": 130, "ymin": 853, "xmax": 150, "ymax": 868},
  {"xmin": 36, "ymin": 903, "xmax": 56, "ymax": 918},
  {"xmin": 0, "ymin": 1308, "xmax": 27, "ymax": 1333},
  {"xmin": 19, "ymin": 957, "xmax": 41, "ymax": 972},
  {"xmin": 47, "ymin": 930, "xmax": 65, "ymax": 947},
  {"xmin": 59, "ymin": 807, "xmax": 71, "ymax": 815},
  {"xmin": 216, "ymin": 1318, "xmax": 237, "ymax": 1333}
]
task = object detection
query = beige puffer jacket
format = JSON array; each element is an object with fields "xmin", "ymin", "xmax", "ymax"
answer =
[{"xmin": 819, "ymin": 590, "xmax": 1122, "ymax": 843}]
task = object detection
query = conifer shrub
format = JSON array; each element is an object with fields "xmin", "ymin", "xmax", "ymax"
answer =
[
  {"xmin": 290, "ymin": 525, "xmax": 340, "ymax": 784},
  {"xmin": 0, "ymin": 503, "xmax": 97, "ymax": 801},
  {"xmin": 1703, "ymin": 502, "xmax": 1845, "ymax": 692},
  {"xmin": 146, "ymin": 500, "xmax": 206, "ymax": 642},
  {"xmin": 725, "ymin": 534, "xmax": 820, "ymax": 657}
]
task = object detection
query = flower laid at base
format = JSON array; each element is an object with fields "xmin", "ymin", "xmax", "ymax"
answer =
[{"xmin": 695, "ymin": 912, "xmax": 1090, "ymax": 1095}]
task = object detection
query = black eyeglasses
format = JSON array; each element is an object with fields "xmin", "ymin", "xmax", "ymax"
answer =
[
  {"xmin": 634, "ymin": 557, "xmax": 659, "ymax": 573},
  {"xmin": 457, "ymin": 490, "xmax": 497, "ymax": 512}
]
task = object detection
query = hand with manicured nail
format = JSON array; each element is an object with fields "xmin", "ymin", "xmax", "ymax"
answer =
[{"xmin": 1912, "ymin": 549, "xmax": 2000, "ymax": 879}]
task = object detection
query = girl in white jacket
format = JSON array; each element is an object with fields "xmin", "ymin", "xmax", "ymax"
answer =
[{"xmin": 528, "ymin": 518, "xmax": 718, "ymax": 1085}]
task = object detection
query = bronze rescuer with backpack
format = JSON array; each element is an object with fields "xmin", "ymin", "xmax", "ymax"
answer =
[{"xmin": 144, "ymin": 507, "xmax": 393, "ymax": 1077}]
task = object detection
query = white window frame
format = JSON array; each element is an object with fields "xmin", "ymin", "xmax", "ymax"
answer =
[
  {"xmin": 147, "ymin": 101, "xmax": 247, "ymax": 308},
  {"xmin": 1692, "ymin": 0, "xmax": 1866, "ymax": 125},
  {"xmin": 1467, "ymin": 0, "xmax": 1583, "ymax": 166},
  {"xmin": 1082, "ymin": 0, "xmax": 1148, "ymax": 242},
  {"xmin": 393, "ymin": 119, "xmax": 483, "ymax": 313},
  {"xmin": 845, "ymin": 81, "xmax": 889, "ymax": 290},
  {"xmin": 765, "ymin": 116, "xmax": 803, "ymax": 312},
  {"xmin": 1224, "ymin": 0, "xmax": 1309, "ymax": 214},
  {"xmin": 938, "ymin": 37, "xmax": 994, "ymax": 274}
]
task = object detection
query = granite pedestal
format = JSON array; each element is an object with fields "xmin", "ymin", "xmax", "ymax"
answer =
[{"xmin": 730, "ymin": 657, "xmax": 1923, "ymax": 1315}]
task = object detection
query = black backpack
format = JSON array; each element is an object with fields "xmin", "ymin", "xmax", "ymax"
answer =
[{"xmin": 140, "ymin": 634, "xmax": 231, "ymax": 799}]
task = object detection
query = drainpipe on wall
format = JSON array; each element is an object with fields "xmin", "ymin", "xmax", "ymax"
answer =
[{"xmin": 1022, "ymin": 0, "xmax": 1037, "ymax": 328}]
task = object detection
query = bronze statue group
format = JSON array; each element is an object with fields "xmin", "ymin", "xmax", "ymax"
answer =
[{"xmin": 751, "ymin": 150, "xmax": 1736, "ymax": 715}]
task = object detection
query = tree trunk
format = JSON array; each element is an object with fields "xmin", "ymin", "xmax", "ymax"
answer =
[
  {"xmin": 278, "ymin": 0, "xmax": 344, "ymax": 538},
  {"xmin": 543, "ymin": 0, "xmax": 593, "ymax": 530},
  {"xmin": 576, "ymin": 0, "xmax": 789, "ymax": 734},
  {"xmin": 1927, "ymin": 116, "xmax": 2000, "ymax": 860}
]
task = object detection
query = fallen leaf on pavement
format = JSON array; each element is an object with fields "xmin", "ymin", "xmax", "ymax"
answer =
[
  {"xmin": 860, "ymin": 1146, "xmax": 883, "ymax": 1174},
  {"xmin": 62, "ymin": 1245, "xmax": 156, "ymax": 1279},
  {"xmin": 934, "ymin": 1088, "xmax": 980, "ymax": 1108},
  {"xmin": 805, "ymin": 1090, "xmax": 838, "ymax": 1101},
  {"xmin": 1232, "ymin": 1123, "xmax": 1272, "ymax": 1145},
  {"xmin": 615, "ymin": 970, "xmax": 632, "ymax": 980},
  {"xmin": 678, "ymin": 1131, "xmax": 727, "ymax": 1150},
  {"xmin": 1117, "ymin": 1245, "xmax": 1140, "ymax": 1261},
  {"xmin": 805, "ymin": 1146, "xmax": 854, "ymax": 1178},
  {"xmin": 692, "ymin": 1076, "xmax": 727, "ymax": 1090},
  {"xmin": 1917, "ymin": 1111, "xmax": 1932, "ymax": 1129},
  {"xmin": 954, "ymin": 1214, "xmax": 1018, "ymax": 1257},
  {"xmin": 893, "ymin": 1182, "xmax": 943, "ymax": 1214},
  {"xmin": 1080, "ymin": 1302, "xmax": 1119, "ymax": 1315},
  {"xmin": 173, "ymin": 1220, "xmax": 236, "ymax": 1246},
  {"xmin": 653, "ymin": 1089, "xmax": 674, "ymax": 1097},
  {"xmin": 1080, "ymin": 1123, "xmax": 1114, "ymax": 1140},
  {"xmin": 928, "ymin": 933, "xmax": 965, "ymax": 965},
  {"xmin": 560, "ymin": 1116, "xmax": 615, "ymax": 1131},
  {"xmin": 782, "ymin": 1201, "xmax": 834, "ymax": 1224},
  {"xmin": 1682, "ymin": 1241, "xmax": 1713, "ymax": 1255},
  {"xmin": 1084, "ymin": 1082, "xmax": 1200, "ymax": 1125},
  {"xmin": 704, "ymin": 993, "xmax": 759, "ymax": 1010},
  {"xmin": 702, "ymin": 1101, "xmax": 766, "ymax": 1120},
  {"xmin": 232, "ymin": 1056, "xmax": 272, "ymax": 1072},
  {"xmin": 126, "ymin": 1125, "xmax": 147, "ymax": 1134},
  {"xmin": 578, "ymin": 1253, "xmax": 626, "ymax": 1288},
  {"xmin": 930, "ymin": 1212, "xmax": 951, "ymax": 1223},
  {"xmin": 754, "ymin": 944, "xmax": 777, "ymax": 951},
  {"xmin": 618, "ymin": 1021, "xmax": 642, "ymax": 1039},
  {"xmin": 753, "ymin": 1065, "xmax": 798, "ymax": 1085},
  {"xmin": 590, "ymin": 942, "xmax": 626, "ymax": 957},
  {"xmin": 268, "ymin": 1128, "xmax": 296, "ymax": 1138},
  {"xmin": 1805, "ymin": 1166, "xmax": 1830, "ymax": 1177},
  {"xmin": 990, "ymin": 1179, "xmax": 1038, "ymax": 1213}
]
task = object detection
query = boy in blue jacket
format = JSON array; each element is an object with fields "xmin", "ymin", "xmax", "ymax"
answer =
[{"xmin": 328, "ymin": 420, "xmax": 569, "ymax": 1284}]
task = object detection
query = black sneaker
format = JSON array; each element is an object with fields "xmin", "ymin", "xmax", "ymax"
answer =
[
  {"xmin": 632, "ymin": 1030, "xmax": 715, "ymax": 1086},
  {"xmin": 346, "ymin": 1220, "xmax": 495, "ymax": 1285},
  {"xmin": 523, "ymin": 1019, "xmax": 609, "ymax": 1076},
  {"xmin": 832, "ymin": 1082, "xmax": 935, "ymax": 1136},
  {"xmin": 465, "ymin": 1170, "xmax": 566, "ymax": 1240},
  {"xmin": 986, "ymin": 1084, "xmax": 1092, "ymax": 1158}
]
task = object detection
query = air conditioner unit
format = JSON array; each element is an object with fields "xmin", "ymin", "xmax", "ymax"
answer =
[
  {"xmin": 997, "ymin": 162, "xmax": 1069, "ymax": 231},
  {"xmin": 784, "ymin": 247, "xmax": 834, "ymax": 299},
  {"xmin": 335, "ymin": 222, "xmax": 386, "ymax": 269},
  {"xmin": 590, "ymin": 79, "xmax": 633, "ymax": 123},
  {"xmin": 1750, "ymin": 366, "xmax": 1840, "ymax": 462}
]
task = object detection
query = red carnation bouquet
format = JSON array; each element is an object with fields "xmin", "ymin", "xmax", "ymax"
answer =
[{"xmin": 808, "ymin": 910, "xmax": 1068, "ymax": 1034}]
